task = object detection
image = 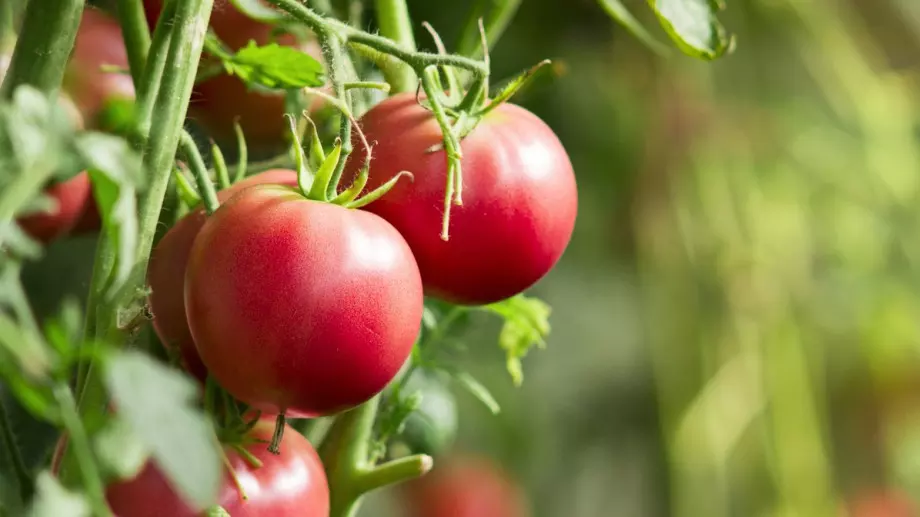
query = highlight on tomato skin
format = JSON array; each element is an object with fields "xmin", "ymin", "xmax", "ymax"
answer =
[
  {"xmin": 345, "ymin": 92, "xmax": 578, "ymax": 306},
  {"xmin": 105, "ymin": 421, "xmax": 330, "ymax": 517},
  {"xmin": 147, "ymin": 169, "xmax": 299, "ymax": 381},
  {"xmin": 400, "ymin": 454, "xmax": 531, "ymax": 517},
  {"xmin": 183, "ymin": 185, "xmax": 424, "ymax": 417}
]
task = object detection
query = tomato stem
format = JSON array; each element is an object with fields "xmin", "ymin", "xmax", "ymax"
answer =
[
  {"xmin": 456, "ymin": 0, "xmax": 523, "ymax": 59},
  {"xmin": 232, "ymin": 120, "xmax": 248, "ymax": 183},
  {"xmin": 131, "ymin": 0, "xmax": 175, "ymax": 149},
  {"xmin": 179, "ymin": 131, "xmax": 220, "ymax": 215},
  {"xmin": 268, "ymin": 412, "xmax": 286, "ymax": 454},
  {"xmin": 211, "ymin": 140, "xmax": 231, "ymax": 190},
  {"xmin": 0, "ymin": 0, "xmax": 83, "ymax": 100},
  {"xmin": 373, "ymin": 0, "xmax": 418, "ymax": 94},
  {"xmin": 115, "ymin": 0, "xmax": 152, "ymax": 88},
  {"xmin": 0, "ymin": 398, "xmax": 32, "ymax": 503}
]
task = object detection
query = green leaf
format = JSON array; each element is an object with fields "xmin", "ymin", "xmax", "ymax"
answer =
[
  {"xmin": 94, "ymin": 416, "xmax": 150, "ymax": 481},
  {"xmin": 27, "ymin": 471, "xmax": 89, "ymax": 517},
  {"xmin": 225, "ymin": 41, "xmax": 325, "ymax": 90},
  {"xmin": 598, "ymin": 0, "xmax": 670, "ymax": 56},
  {"xmin": 85, "ymin": 172, "xmax": 137, "ymax": 298},
  {"xmin": 480, "ymin": 295, "xmax": 551, "ymax": 386},
  {"xmin": 451, "ymin": 371, "xmax": 500, "ymax": 415},
  {"xmin": 0, "ymin": 312, "xmax": 53, "ymax": 382},
  {"xmin": 647, "ymin": 0, "xmax": 732, "ymax": 60},
  {"xmin": 104, "ymin": 350, "xmax": 221, "ymax": 511}
]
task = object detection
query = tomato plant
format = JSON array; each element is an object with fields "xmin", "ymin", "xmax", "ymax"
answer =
[
  {"xmin": 0, "ymin": 0, "xmax": 730, "ymax": 513},
  {"xmin": 147, "ymin": 169, "xmax": 299, "ymax": 379},
  {"xmin": 346, "ymin": 92, "xmax": 578, "ymax": 305},
  {"xmin": 106, "ymin": 420, "xmax": 329, "ymax": 516},
  {"xmin": 184, "ymin": 184, "xmax": 423, "ymax": 417}
]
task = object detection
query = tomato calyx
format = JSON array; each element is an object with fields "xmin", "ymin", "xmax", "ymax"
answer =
[{"xmin": 285, "ymin": 112, "xmax": 413, "ymax": 208}]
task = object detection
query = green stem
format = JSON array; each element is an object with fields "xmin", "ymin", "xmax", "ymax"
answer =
[
  {"xmin": 0, "ymin": 398, "xmax": 31, "ymax": 502},
  {"xmin": 54, "ymin": 384, "xmax": 112, "ymax": 517},
  {"xmin": 0, "ymin": 1, "xmax": 14, "ymax": 48},
  {"xmin": 319, "ymin": 396, "xmax": 432, "ymax": 517},
  {"xmin": 373, "ymin": 0, "xmax": 417, "ymax": 94},
  {"xmin": 116, "ymin": 0, "xmax": 152, "ymax": 88},
  {"xmin": 456, "ymin": 0, "xmax": 522, "ymax": 58},
  {"xmin": 133, "ymin": 0, "xmax": 176, "ymax": 148},
  {"xmin": 179, "ymin": 132, "xmax": 220, "ymax": 214},
  {"xmin": 65, "ymin": 0, "xmax": 214, "ymax": 482},
  {"xmin": 0, "ymin": 0, "xmax": 84, "ymax": 99}
]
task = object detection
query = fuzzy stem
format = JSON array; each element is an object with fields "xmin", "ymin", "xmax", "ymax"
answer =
[
  {"xmin": 179, "ymin": 132, "xmax": 220, "ymax": 214},
  {"xmin": 0, "ymin": 0, "xmax": 84, "ymax": 99},
  {"xmin": 116, "ymin": 0, "xmax": 152, "ymax": 87},
  {"xmin": 54, "ymin": 384, "xmax": 112, "ymax": 517},
  {"xmin": 373, "ymin": 0, "xmax": 417, "ymax": 93}
]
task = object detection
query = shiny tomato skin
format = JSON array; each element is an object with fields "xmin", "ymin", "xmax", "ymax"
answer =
[
  {"xmin": 147, "ymin": 170, "xmax": 299, "ymax": 380},
  {"xmin": 106, "ymin": 421, "xmax": 329, "ymax": 517},
  {"xmin": 65, "ymin": 8, "xmax": 135, "ymax": 127},
  {"xmin": 17, "ymin": 173, "xmax": 93, "ymax": 243},
  {"xmin": 185, "ymin": 185, "xmax": 423, "ymax": 416},
  {"xmin": 402, "ymin": 455, "xmax": 530, "ymax": 517},
  {"xmin": 347, "ymin": 93, "xmax": 578, "ymax": 305}
]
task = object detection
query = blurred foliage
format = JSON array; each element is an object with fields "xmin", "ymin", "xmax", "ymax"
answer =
[{"xmin": 11, "ymin": 0, "xmax": 920, "ymax": 515}]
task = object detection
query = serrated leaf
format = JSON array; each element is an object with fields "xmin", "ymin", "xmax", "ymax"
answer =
[
  {"xmin": 451, "ymin": 371, "xmax": 500, "ymax": 414},
  {"xmin": 598, "ymin": 0, "xmax": 670, "ymax": 55},
  {"xmin": 226, "ymin": 41, "xmax": 325, "ymax": 90},
  {"xmin": 481, "ymin": 295, "xmax": 551, "ymax": 386},
  {"xmin": 94, "ymin": 416, "xmax": 150, "ymax": 480},
  {"xmin": 104, "ymin": 351, "xmax": 221, "ymax": 511},
  {"xmin": 648, "ymin": 0, "xmax": 732, "ymax": 60},
  {"xmin": 27, "ymin": 472, "xmax": 89, "ymax": 517}
]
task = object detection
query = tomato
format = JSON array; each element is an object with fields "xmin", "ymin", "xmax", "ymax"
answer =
[
  {"xmin": 401, "ymin": 455, "xmax": 530, "ymax": 517},
  {"xmin": 147, "ymin": 170, "xmax": 299, "ymax": 380},
  {"xmin": 144, "ymin": 0, "xmax": 323, "ymax": 148},
  {"xmin": 843, "ymin": 490, "xmax": 917, "ymax": 517},
  {"xmin": 345, "ymin": 93, "xmax": 578, "ymax": 305},
  {"xmin": 184, "ymin": 185, "xmax": 423, "ymax": 416},
  {"xmin": 106, "ymin": 420, "xmax": 329, "ymax": 516},
  {"xmin": 64, "ymin": 8, "xmax": 135, "ymax": 128},
  {"xmin": 17, "ymin": 173, "xmax": 93, "ymax": 244}
]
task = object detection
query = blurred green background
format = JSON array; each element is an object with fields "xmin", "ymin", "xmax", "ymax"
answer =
[{"xmin": 13, "ymin": 0, "xmax": 920, "ymax": 515}]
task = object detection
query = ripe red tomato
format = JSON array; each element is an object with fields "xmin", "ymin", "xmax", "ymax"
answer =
[
  {"xmin": 345, "ymin": 93, "xmax": 578, "ymax": 305},
  {"xmin": 147, "ymin": 169, "xmax": 299, "ymax": 380},
  {"xmin": 106, "ymin": 420, "xmax": 329, "ymax": 516},
  {"xmin": 401, "ymin": 455, "xmax": 530, "ymax": 517},
  {"xmin": 64, "ymin": 8, "xmax": 135, "ymax": 127},
  {"xmin": 144, "ymin": 0, "xmax": 323, "ymax": 148},
  {"xmin": 843, "ymin": 490, "xmax": 918, "ymax": 517},
  {"xmin": 17, "ymin": 173, "xmax": 93, "ymax": 244},
  {"xmin": 184, "ymin": 185, "xmax": 423, "ymax": 416}
]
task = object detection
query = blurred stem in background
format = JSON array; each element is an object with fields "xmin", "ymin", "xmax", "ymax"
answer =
[{"xmin": 636, "ymin": 0, "xmax": 920, "ymax": 514}]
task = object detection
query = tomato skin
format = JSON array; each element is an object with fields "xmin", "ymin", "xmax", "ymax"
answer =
[
  {"xmin": 106, "ymin": 421, "xmax": 329, "ymax": 517},
  {"xmin": 65, "ymin": 8, "xmax": 135, "ymax": 127},
  {"xmin": 346, "ymin": 93, "xmax": 578, "ymax": 305},
  {"xmin": 17, "ymin": 173, "xmax": 93, "ymax": 244},
  {"xmin": 843, "ymin": 490, "xmax": 918, "ymax": 517},
  {"xmin": 184, "ymin": 185, "xmax": 423, "ymax": 417},
  {"xmin": 402, "ymin": 455, "xmax": 530, "ymax": 517},
  {"xmin": 147, "ymin": 170, "xmax": 299, "ymax": 380}
]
